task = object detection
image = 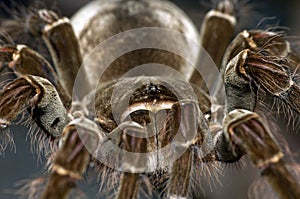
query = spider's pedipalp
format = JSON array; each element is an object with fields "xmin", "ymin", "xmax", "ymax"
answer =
[
  {"xmin": 166, "ymin": 102, "xmax": 198, "ymax": 198},
  {"xmin": 118, "ymin": 125, "xmax": 147, "ymax": 199}
]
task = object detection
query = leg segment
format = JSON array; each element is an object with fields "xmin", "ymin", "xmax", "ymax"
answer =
[
  {"xmin": 167, "ymin": 102, "xmax": 195, "ymax": 198},
  {"xmin": 223, "ymin": 109, "xmax": 300, "ymax": 198},
  {"xmin": 189, "ymin": 0, "xmax": 236, "ymax": 87},
  {"xmin": 32, "ymin": 9, "xmax": 90, "ymax": 97},
  {"xmin": 41, "ymin": 117, "xmax": 102, "ymax": 199},
  {"xmin": 0, "ymin": 43, "xmax": 71, "ymax": 108},
  {"xmin": 167, "ymin": 101, "xmax": 208, "ymax": 198},
  {"xmin": 0, "ymin": 7, "xmax": 90, "ymax": 97},
  {"xmin": 223, "ymin": 30, "xmax": 300, "ymax": 114},
  {"xmin": 0, "ymin": 75, "xmax": 70, "ymax": 139},
  {"xmin": 117, "ymin": 126, "xmax": 147, "ymax": 199},
  {"xmin": 219, "ymin": 30, "xmax": 300, "ymax": 197}
]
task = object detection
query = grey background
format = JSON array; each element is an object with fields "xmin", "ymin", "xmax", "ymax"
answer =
[{"xmin": 0, "ymin": 0, "xmax": 300, "ymax": 198}]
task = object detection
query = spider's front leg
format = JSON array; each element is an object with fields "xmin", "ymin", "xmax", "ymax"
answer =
[
  {"xmin": 219, "ymin": 34, "xmax": 300, "ymax": 198},
  {"xmin": 0, "ymin": 41, "xmax": 71, "ymax": 107},
  {"xmin": 223, "ymin": 30, "xmax": 300, "ymax": 114},
  {"xmin": 0, "ymin": 75, "xmax": 70, "ymax": 151},
  {"xmin": 223, "ymin": 109, "xmax": 300, "ymax": 198},
  {"xmin": 0, "ymin": 7, "xmax": 91, "ymax": 152},
  {"xmin": 41, "ymin": 117, "xmax": 101, "ymax": 199},
  {"xmin": 0, "ymin": 8, "xmax": 90, "ymax": 98}
]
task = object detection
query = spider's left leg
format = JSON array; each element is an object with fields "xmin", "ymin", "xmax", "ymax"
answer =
[
  {"xmin": 0, "ymin": 8, "xmax": 90, "ymax": 97},
  {"xmin": 35, "ymin": 9, "xmax": 91, "ymax": 97},
  {"xmin": 43, "ymin": 116, "xmax": 149, "ymax": 199},
  {"xmin": 41, "ymin": 117, "xmax": 101, "ymax": 199},
  {"xmin": 0, "ymin": 40, "xmax": 71, "ymax": 108},
  {"xmin": 0, "ymin": 75, "xmax": 70, "ymax": 152}
]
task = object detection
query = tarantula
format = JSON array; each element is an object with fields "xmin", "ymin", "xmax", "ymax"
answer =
[{"xmin": 0, "ymin": 0, "xmax": 300, "ymax": 198}]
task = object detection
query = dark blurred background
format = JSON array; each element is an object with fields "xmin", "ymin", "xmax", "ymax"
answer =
[{"xmin": 0, "ymin": 0, "xmax": 299, "ymax": 199}]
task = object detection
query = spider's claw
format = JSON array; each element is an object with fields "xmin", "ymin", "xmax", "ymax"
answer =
[{"xmin": 0, "ymin": 118, "xmax": 10, "ymax": 129}]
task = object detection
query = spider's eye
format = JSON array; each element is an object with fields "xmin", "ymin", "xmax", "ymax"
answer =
[{"xmin": 145, "ymin": 83, "xmax": 160, "ymax": 94}]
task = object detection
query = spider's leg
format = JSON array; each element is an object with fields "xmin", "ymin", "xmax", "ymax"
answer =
[
  {"xmin": 41, "ymin": 117, "xmax": 101, "ymax": 199},
  {"xmin": 166, "ymin": 101, "xmax": 199, "ymax": 198},
  {"xmin": 0, "ymin": 75, "xmax": 70, "ymax": 143},
  {"xmin": 114, "ymin": 101, "xmax": 206, "ymax": 198},
  {"xmin": 117, "ymin": 123, "xmax": 147, "ymax": 199},
  {"xmin": 189, "ymin": 0, "xmax": 236, "ymax": 87},
  {"xmin": 25, "ymin": 9, "xmax": 90, "ymax": 97},
  {"xmin": 222, "ymin": 30, "xmax": 298, "ymax": 70},
  {"xmin": 225, "ymin": 48, "xmax": 300, "ymax": 114},
  {"xmin": 214, "ymin": 38, "xmax": 300, "ymax": 162},
  {"xmin": 223, "ymin": 30, "xmax": 300, "ymax": 114},
  {"xmin": 223, "ymin": 109, "xmax": 300, "ymax": 198},
  {"xmin": 216, "ymin": 36, "xmax": 300, "ymax": 197},
  {"xmin": 0, "ymin": 43, "xmax": 71, "ymax": 108}
]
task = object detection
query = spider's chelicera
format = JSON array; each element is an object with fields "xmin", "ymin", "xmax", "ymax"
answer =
[{"xmin": 0, "ymin": 0, "xmax": 299, "ymax": 199}]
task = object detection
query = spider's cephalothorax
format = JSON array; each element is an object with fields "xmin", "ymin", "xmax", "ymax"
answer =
[{"xmin": 0, "ymin": 0, "xmax": 300, "ymax": 199}]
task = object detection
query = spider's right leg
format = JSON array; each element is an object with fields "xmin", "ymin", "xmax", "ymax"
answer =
[
  {"xmin": 222, "ymin": 30, "xmax": 300, "ymax": 115},
  {"xmin": 215, "ymin": 38, "xmax": 300, "ymax": 197},
  {"xmin": 222, "ymin": 109, "xmax": 300, "ymax": 198}
]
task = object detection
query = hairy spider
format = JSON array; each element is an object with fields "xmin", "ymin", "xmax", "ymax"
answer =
[{"xmin": 0, "ymin": 0, "xmax": 300, "ymax": 199}]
